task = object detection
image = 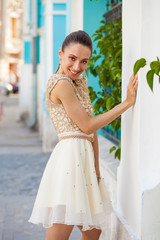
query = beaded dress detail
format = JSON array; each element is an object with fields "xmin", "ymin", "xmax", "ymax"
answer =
[
  {"xmin": 28, "ymin": 73, "xmax": 109, "ymax": 232},
  {"xmin": 46, "ymin": 73, "xmax": 94, "ymax": 141}
]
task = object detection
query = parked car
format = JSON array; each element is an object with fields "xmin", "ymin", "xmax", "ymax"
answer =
[{"xmin": 0, "ymin": 82, "xmax": 13, "ymax": 95}]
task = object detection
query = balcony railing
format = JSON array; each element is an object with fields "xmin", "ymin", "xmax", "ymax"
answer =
[{"xmin": 104, "ymin": 2, "xmax": 122, "ymax": 23}]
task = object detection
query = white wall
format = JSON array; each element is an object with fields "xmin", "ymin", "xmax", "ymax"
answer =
[
  {"xmin": 37, "ymin": 30, "xmax": 45, "ymax": 138},
  {"xmin": 37, "ymin": 63, "xmax": 44, "ymax": 138},
  {"xmin": 98, "ymin": 136, "xmax": 136, "ymax": 240},
  {"xmin": 117, "ymin": 0, "xmax": 160, "ymax": 239},
  {"xmin": 42, "ymin": 0, "xmax": 58, "ymax": 151},
  {"xmin": 72, "ymin": 0, "xmax": 83, "ymax": 31}
]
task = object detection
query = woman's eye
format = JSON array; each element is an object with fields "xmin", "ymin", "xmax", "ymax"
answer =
[
  {"xmin": 69, "ymin": 57, "xmax": 75, "ymax": 61},
  {"xmin": 83, "ymin": 61, "xmax": 88, "ymax": 64}
]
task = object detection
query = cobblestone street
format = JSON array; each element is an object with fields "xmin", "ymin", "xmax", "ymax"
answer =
[{"xmin": 0, "ymin": 94, "xmax": 81, "ymax": 240}]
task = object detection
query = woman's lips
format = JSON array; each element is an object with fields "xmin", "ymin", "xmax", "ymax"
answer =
[{"xmin": 69, "ymin": 69, "xmax": 80, "ymax": 75}]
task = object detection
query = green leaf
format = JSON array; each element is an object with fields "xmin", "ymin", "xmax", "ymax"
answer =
[
  {"xmin": 93, "ymin": 34, "xmax": 102, "ymax": 42},
  {"xmin": 88, "ymin": 87, "xmax": 97, "ymax": 102},
  {"xmin": 114, "ymin": 48, "xmax": 122, "ymax": 61},
  {"xmin": 109, "ymin": 146, "xmax": 116, "ymax": 154},
  {"xmin": 115, "ymin": 148, "xmax": 121, "ymax": 160},
  {"xmin": 146, "ymin": 70, "xmax": 154, "ymax": 91},
  {"xmin": 133, "ymin": 58, "xmax": 146, "ymax": 75},
  {"xmin": 150, "ymin": 61, "xmax": 160, "ymax": 69},
  {"xmin": 155, "ymin": 66, "xmax": 160, "ymax": 76},
  {"xmin": 118, "ymin": 140, "xmax": 121, "ymax": 148},
  {"xmin": 150, "ymin": 61, "xmax": 160, "ymax": 76},
  {"xmin": 157, "ymin": 56, "xmax": 160, "ymax": 62},
  {"xmin": 100, "ymin": 20, "xmax": 105, "ymax": 24},
  {"xmin": 106, "ymin": 97, "xmax": 116, "ymax": 111}
]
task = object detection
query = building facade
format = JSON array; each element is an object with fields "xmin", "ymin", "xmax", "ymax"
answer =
[{"xmin": 0, "ymin": 0, "xmax": 22, "ymax": 85}]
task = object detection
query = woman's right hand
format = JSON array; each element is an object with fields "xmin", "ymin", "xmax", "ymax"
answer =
[{"xmin": 126, "ymin": 73, "xmax": 138, "ymax": 107}]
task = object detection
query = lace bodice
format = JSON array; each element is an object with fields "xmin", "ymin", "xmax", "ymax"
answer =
[{"xmin": 46, "ymin": 74, "xmax": 94, "ymax": 141}]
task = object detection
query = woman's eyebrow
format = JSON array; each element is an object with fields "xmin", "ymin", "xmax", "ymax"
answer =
[
  {"xmin": 69, "ymin": 54, "xmax": 89, "ymax": 61},
  {"xmin": 81, "ymin": 56, "xmax": 89, "ymax": 60},
  {"xmin": 69, "ymin": 54, "xmax": 77, "ymax": 58}
]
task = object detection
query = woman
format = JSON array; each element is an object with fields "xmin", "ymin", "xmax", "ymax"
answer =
[{"xmin": 29, "ymin": 30, "xmax": 138, "ymax": 240}]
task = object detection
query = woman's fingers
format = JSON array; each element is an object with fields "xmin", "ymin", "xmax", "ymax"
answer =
[
  {"xmin": 134, "ymin": 80, "xmax": 138, "ymax": 90},
  {"xmin": 132, "ymin": 74, "xmax": 138, "ymax": 83},
  {"xmin": 129, "ymin": 73, "xmax": 138, "ymax": 88},
  {"xmin": 131, "ymin": 74, "xmax": 138, "ymax": 89},
  {"xmin": 133, "ymin": 75, "xmax": 138, "ymax": 88},
  {"xmin": 129, "ymin": 74, "xmax": 134, "ymax": 85},
  {"xmin": 126, "ymin": 73, "xmax": 139, "ymax": 106}
]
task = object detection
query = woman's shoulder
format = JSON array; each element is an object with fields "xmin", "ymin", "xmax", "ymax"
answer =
[
  {"xmin": 48, "ymin": 73, "xmax": 74, "ymax": 84},
  {"xmin": 47, "ymin": 73, "xmax": 88, "ymax": 92},
  {"xmin": 47, "ymin": 73, "xmax": 75, "ymax": 94}
]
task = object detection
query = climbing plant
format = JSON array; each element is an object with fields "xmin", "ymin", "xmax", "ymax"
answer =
[
  {"xmin": 133, "ymin": 57, "xmax": 160, "ymax": 91},
  {"xmin": 88, "ymin": 1, "xmax": 159, "ymax": 161},
  {"xmin": 87, "ymin": 18, "xmax": 122, "ymax": 160}
]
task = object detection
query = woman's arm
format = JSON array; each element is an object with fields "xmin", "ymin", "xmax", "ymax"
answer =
[
  {"xmin": 50, "ymin": 74, "xmax": 138, "ymax": 134},
  {"xmin": 92, "ymin": 131, "xmax": 100, "ymax": 178}
]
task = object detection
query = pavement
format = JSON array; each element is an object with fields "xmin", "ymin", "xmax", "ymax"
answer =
[{"xmin": 0, "ymin": 94, "xmax": 82, "ymax": 240}]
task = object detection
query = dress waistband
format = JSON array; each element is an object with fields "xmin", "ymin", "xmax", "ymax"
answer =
[{"xmin": 58, "ymin": 132, "xmax": 94, "ymax": 143}]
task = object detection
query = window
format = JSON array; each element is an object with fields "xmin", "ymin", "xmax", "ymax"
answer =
[{"xmin": 12, "ymin": 17, "xmax": 17, "ymax": 38}]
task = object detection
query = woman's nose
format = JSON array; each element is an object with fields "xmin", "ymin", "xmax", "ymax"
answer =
[{"xmin": 73, "ymin": 62, "xmax": 81, "ymax": 71}]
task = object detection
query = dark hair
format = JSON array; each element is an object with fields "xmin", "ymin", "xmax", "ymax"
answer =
[
  {"xmin": 62, "ymin": 30, "xmax": 92, "ymax": 53},
  {"xmin": 55, "ymin": 30, "xmax": 92, "ymax": 73}
]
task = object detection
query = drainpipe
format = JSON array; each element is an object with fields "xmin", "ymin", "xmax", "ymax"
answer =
[{"xmin": 26, "ymin": 0, "xmax": 37, "ymax": 129}]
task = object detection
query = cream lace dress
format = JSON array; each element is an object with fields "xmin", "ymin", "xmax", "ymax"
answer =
[{"xmin": 28, "ymin": 74, "xmax": 109, "ymax": 231}]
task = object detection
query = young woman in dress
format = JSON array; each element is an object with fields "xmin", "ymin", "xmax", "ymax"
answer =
[{"xmin": 29, "ymin": 30, "xmax": 138, "ymax": 240}]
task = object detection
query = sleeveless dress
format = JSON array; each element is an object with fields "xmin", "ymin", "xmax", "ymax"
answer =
[{"xmin": 28, "ymin": 73, "xmax": 109, "ymax": 231}]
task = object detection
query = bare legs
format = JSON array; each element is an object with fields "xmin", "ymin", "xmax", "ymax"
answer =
[
  {"xmin": 45, "ymin": 223, "xmax": 74, "ymax": 240},
  {"xmin": 45, "ymin": 224, "xmax": 102, "ymax": 240},
  {"xmin": 77, "ymin": 225, "xmax": 102, "ymax": 240}
]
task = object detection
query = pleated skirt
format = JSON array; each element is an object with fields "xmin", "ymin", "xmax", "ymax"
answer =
[{"xmin": 28, "ymin": 137, "xmax": 110, "ymax": 231}]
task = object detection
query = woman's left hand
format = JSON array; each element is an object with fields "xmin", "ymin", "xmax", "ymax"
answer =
[{"xmin": 96, "ymin": 169, "xmax": 101, "ymax": 184}]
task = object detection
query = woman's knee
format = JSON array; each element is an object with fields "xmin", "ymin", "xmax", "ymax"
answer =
[
  {"xmin": 46, "ymin": 223, "xmax": 74, "ymax": 240},
  {"xmin": 77, "ymin": 225, "xmax": 102, "ymax": 240}
]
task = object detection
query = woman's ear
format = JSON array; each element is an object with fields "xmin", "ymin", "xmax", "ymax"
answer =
[{"xmin": 58, "ymin": 48, "xmax": 62, "ymax": 60}]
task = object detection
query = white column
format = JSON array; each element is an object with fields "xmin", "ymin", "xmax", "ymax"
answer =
[
  {"xmin": 19, "ymin": 0, "xmax": 32, "ymax": 120},
  {"xmin": 37, "ymin": 32, "xmax": 44, "ymax": 139},
  {"xmin": 72, "ymin": 0, "xmax": 83, "ymax": 31},
  {"xmin": 117, "ymin": 0, "xmax": 160, "ymax": 239},
  {"xmin": 26, "ymin": 0, "xmax": 37, "ymax": 127},
  {"xmin": 42, "ymin": 0, "xmax": 58, "ymax": 152},
  {"xmin": 22, "ymin": 0, "xmax": 30, "ymax": 34}
]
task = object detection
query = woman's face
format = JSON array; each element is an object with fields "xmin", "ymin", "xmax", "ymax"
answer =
[{"xmin": 59, "ymin": 43, "xmax": 91, "ymax": 80}]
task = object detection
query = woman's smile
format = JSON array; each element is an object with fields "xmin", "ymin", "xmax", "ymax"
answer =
[{"xmin": 69, "ymin": 69, "xmax": 81, "ymax": 76}]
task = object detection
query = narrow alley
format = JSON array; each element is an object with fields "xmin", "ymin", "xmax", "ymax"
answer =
[{"xmin": 0, "ymin": 94, "xmax": 81, "ymax": 240}]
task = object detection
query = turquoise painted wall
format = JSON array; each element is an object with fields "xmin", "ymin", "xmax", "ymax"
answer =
[
  {"xmin": 53, "ymin": 3, "xmax": 67, "ymax": 73},
  {"xmin": 37, "ymin": 0, "xmax": 45, "ymax": 65},
  {"xmin": 24, "ymin": 41, "xmax": 31, "ymax": 64},
  {"xmin": 37, "ymin": 0, "xmax": 45, "ymax": 28},
  {"xmin": 83, "ymin": 0, "xmax": 107, "ymax": 93}
]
